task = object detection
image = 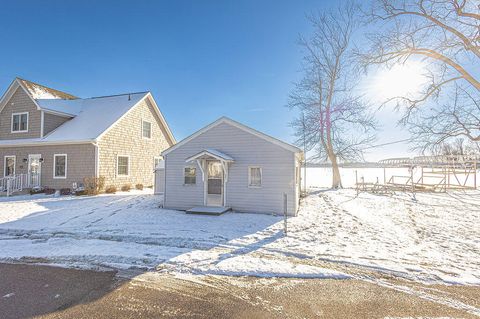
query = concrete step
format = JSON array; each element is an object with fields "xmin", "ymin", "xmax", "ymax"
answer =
[{"xmin": 186, "ymin": 206, "xmax": 231, "ymax": 216}]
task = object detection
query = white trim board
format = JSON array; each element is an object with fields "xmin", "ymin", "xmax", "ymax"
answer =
[
  {"xmin": 0, "ymin": 139, "xmax": 95, "ymax": 148},
  {"xmin": 116, "ymin": 154, "xmax": 130, "ymax": 177},
  {"xmin": 11, "ymin": 112, "xmax": 29, "ymax": 133},
  {"xmin": 162, "ymin": 117, "xmax": 302, "ymax": 156},
  {"xmin": 53, "ymin": 154, "xmax": 67, "ymax": 179},
  {"xmin": 3, "ymin": 155, "xmax": 16, "ymax": 177}
]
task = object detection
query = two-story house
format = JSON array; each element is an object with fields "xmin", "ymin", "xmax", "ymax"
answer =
[{"xmin": 0, "ymin": 78, "xmax": 175, "ymax": 192}]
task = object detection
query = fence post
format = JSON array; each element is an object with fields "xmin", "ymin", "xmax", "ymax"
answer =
[
  {"xmin": 475, "ymin": 160, "xmax": 477, "ymax": 190},
  {"xmin": 6, "ymin": 179, "xmax": 11, "ymax": 197},
  {"xmin": 283, "ymin": 193, "xmax": 288, "ymax": 236},
  {"xmin": 411, "ymin": 165, "xmax": 416, "ymax": 201}
]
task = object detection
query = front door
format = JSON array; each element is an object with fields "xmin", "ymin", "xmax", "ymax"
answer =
[
  {"xmin": 28, "ymin": 154, "xmax": 41, "ymax": 186},
  {"xmin": 206, "ymin": 160, "xmax": 223, "ymax": 206}
]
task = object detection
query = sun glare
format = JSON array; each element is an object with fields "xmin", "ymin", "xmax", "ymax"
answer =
[{"xmin": 370, "ymin": 61, "xmax": 429, "ymax": 102}]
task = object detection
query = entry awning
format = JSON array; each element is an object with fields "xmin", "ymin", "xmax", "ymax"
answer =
[{"xmin": 185, "ymin": 149, "xmax": 234, "ymax": 163}]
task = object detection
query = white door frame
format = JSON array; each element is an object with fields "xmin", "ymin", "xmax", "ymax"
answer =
[
  {"xmin": 28, "ymin": 154, "xmax": 42, "ymax": 182},
  {"xmin": 205, "ymin": 160, "xmax": 224, "ymax": 207}
]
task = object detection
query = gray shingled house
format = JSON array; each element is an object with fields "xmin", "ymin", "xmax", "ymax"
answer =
[
  {"xmin": 0, "ymin": 78, "xmax": 175, "ymax": 194},
  {"xmin": 160, "ymin": 117, "xmax": 303, "ymax": 216}
]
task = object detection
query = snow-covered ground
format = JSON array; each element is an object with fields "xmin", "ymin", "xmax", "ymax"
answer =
[{"xmin": 0, "ymin": 187, "xmax": 478, "ymax": 286}]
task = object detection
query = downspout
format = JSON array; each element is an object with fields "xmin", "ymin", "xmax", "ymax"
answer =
[
  {"xmin": 221, "ymin": 161, "xmax": 228, "ymax": 207},
  {"xmin": 163, "ymin": 156, "xmax": 167, "ymax": 207}
]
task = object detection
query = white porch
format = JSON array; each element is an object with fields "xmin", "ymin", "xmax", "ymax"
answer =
[
  {"xmin": 185, "ymin": 149, "xmax": 234, "ymax": 209},
  {"xmin": 0, "ymin": 173, "xmax": 41, "ymax": 196}
]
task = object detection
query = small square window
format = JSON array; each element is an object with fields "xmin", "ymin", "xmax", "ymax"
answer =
[
  {"xmin": 142, "ymin": 120, "xmax": 152, "ymax": 139},
  {"xmin": 184, "ymin": 167, "xmax": 196, "ymax": 185},
  {"xmin": 117, "ymin": 156, "xmax": 129, "ymax": 176},
  {"xmin": 12, "ymin": 112, "xmax": 28, "ymax": 132},
  {"xmin": 154, "ymin": 157, "xmax": 164, "ymax": 169}
]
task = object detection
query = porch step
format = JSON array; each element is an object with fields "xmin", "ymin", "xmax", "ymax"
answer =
[{"xmin": 186, "ymin": 206, "xmax": 231, "ymax": 216}]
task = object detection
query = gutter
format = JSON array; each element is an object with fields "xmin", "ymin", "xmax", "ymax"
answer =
[{"xmin": 0, "ymin": 139, "xmax": 96, "ymax": 148}]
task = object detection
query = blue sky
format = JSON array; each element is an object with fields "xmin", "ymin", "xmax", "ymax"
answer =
[{"xmin": 0, "ymin": 0, "xmax": 409, "ymax": 161}]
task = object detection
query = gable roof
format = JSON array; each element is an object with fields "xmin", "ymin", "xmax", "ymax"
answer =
[
  {"xmin": 18, "ymin": 78, "xmax": 77, "ymax": 100},
  {"xmin": 162, "ymin": 116, "xmax": 302, "ymax": 156},
  {"xmin": 0, "ymin": 78, "xmax": 77, "ymax": 115},
  {"xmin": 39, "ymin": 92, "xmax": 149, "ymax": 142},
  {"xmin": 186, "ymin": 149, "xmax": 235, "ymax": 163},
  {"xmin": 0, "ymin": 78, "xmax": 176, "ymax": 147}
]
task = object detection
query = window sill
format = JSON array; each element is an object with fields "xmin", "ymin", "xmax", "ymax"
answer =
[
  {"xmin": 53, "ymin": 176, "xmax": 67, "ymax": 179},
  {"xmin": 183, "ymin": 184, "xmax": 196, "ymax": 186},
  {"xmin": 11, "ymin": 130, "xmax": 28, "ymax": 134},
  {"xmin": 248, "ymin": 185, "xmax": 262, "ymax": 189}
]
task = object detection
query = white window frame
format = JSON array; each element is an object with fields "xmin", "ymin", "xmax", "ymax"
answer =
[
  {"xmin": 116, "ymin": 155, "xmax": 130, "ymax": 177},
  {"xmin": 248, "ymin": 166, "xmax": 262, "ymax": 188},
  {"xmin": 154, "ymin": 156, "xmax": 163, "ymax": 170},
  {"xmin": 53, "ymin": 154, "xmax": 67, "ymax": 179},
  {"xmin": 4, "ymin": 155, "xmax": 16, "ymax": 177},
  {"xmin": 141, "ymin": 119, "xmax": 152, "ymax": 139},
  {"xmin": 11, "ymin": 112, "xmax": 29, "ymax": 133},
  {"xmin": 184, "ymin": 166, "xmax": 196, "ymax": 185}
]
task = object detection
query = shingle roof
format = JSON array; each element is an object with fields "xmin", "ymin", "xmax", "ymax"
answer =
[
  {"xmin": 38, "ymin": 92, "xmax": 149, "ymax": 141},
  {"xmin": 0, "ymin": 78, "xmax": 176, "ymax": 147},
  {"xmin": 18, "ymin": 78, "xmax": 77, "ymax": 100}
]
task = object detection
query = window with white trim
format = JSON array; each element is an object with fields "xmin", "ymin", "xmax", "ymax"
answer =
[
  {"xmin": 184, "ymin": 167, "xmax": 196, "ymax": 185},
  {"xmin": 11, "ymin": 112, "xmax": 28, "ymax": 133},
  {"xmin": 154, "ymin": 157, "xmax": 164, "ymax": 169},
  {"xmin": 248, "ymin": 166, "xmax": 262, "ymax": 187},
  {"xmin": 142, "ymin": 120, "xmax": 152, "ymax": 139},
  {"xmin": 53, "ymin": 154, "xmax": 67, "ymax": 179},
  {"xmin": 4, "ymin": 156, "xmax": 15, "ymax": 176},
  {"xmin": 117, "ymin": 156, "xmax": 130, "ymax": 176}
]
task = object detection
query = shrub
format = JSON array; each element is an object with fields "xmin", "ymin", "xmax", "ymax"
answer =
[
  {"xmin": 121, "ymin": 184, "xmax": 131, "ymax": 192},
  {"xmin": 75, "ymin": 190, "xmax": 87, "ymax": 196},
  {"xmin": 83, "ymin": 176, "xmax": 105, "ymax": 195},
  {"xmin": 135, "ymin": 184, "xmax": 143, "ymax": 190},
  {"xmin": 60, "ymin": 188, "xmax": 71, "ymax": 196},
  {"xmin": 105, "ymin": 185, "xmax": 117, "ymax": 194},
  {"xmin": 44, "ymin": 188, "xmax": 55, "ymax": 195},
  {"xmin": 29, "ymin": 188, "xmax": 45, "ymax": 195}
]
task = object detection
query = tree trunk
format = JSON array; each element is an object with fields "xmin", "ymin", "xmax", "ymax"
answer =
[{"xmin": 329, "ymin": 151, "xmax": 342, "ymax": 189}]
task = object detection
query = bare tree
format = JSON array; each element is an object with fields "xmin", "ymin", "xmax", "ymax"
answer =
[
  {"xmin": 361, "ymin": 0, "xmax": 479, "ymax": 151},
  {"xmin": 289, "ymin": 2, "xmax": 377, "ymax": 188},
  {"xmin": 408, "ymin": 84, "xmax": 480, "ymax": 153},
  {"xmin": 363, "ymin": 0, "xmax": 479, "ymax": 102}
]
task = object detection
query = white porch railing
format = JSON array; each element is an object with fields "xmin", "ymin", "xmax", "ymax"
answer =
[{"xmin": 0, "ymin": 173, "xmax": 41, "ymax": 196}]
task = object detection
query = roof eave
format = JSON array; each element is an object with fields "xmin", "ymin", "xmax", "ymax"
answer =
[{"xmin": 0, "ymin": 139, "xmax": 96, "ymax": 148}]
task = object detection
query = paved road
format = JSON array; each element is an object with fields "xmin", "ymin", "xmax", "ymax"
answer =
[{"xmin": 0, "ymin": 263, "xmax": 478, "ymax": 319}]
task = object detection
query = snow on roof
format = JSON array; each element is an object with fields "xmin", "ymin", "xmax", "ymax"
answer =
[
  {"xmin": 186, "ymin": 149, "xmax": 235, "ymax": 163},
  {"xmin": 18, "ymin": 78, "xmax": 77, "ymax": 100},
  {"xmin": 0, "ymin": 92, "xmax": 149, "ymax": 146},
  {"xmin": 205, "ymin": 149, "xmax": 235, "ymax": 161},
  {"xmin": 36, "ymin": 99, "xmax": 84, "ymax": 116},
  {"xmin": 42, "ymin": 92, "xmax": 148, "ymax": 142}
]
